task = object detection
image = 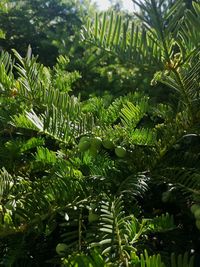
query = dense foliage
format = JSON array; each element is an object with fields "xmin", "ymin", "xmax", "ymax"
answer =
[
  {"xmin": 0, "ymin": 0, "xmax": 200, "ymax": 266},
  {"xmin": 0, "ymin": 0, "xmax": 96, "ymax": 66}
]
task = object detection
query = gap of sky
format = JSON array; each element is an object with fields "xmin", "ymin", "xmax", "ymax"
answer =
[{"xmin": 91, "ymin": 0, "xmax": 137, "ymax": 11}]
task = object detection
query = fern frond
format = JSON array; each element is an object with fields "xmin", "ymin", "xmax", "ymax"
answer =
[
  {"xmin": 82, "ymin": 0, "xmax": 190, "ymax": 68},
  {"xmin": 147, "ymin": 212, "xmax": 175, "ymax": 232},
  {"xmin": 53, "ymin": 55, "xmax": 81, "ymax": 93},
  {"xmin": 82, "ymin": 11, "xmax": 162, "ymax": 66},
  {"xmin": 158, "ymin": 167, "xmax": 200, "ymax": 194},
  {"xmin": 63, "ymin": 249, "xmax": 107, "ymax": 267},
  {"xmin": 26, "ymin": 106, "xmax": 94, "ymax": 144},
  {"xmin": 0, "ymin": 51, "xmax": 14, "ymax": 92},
  {"xmin": 41, "ymin": 87, "xmax": 81, "ymax": 115},
  {"xmin": 91, "ymin": 196, "xmax": 133, "ymax": 263},
  {"xmin": 131, "ymin": 128, "xmax": 157, "ymax": 146},
  {"xmin": 155, "ymin": 53, "xmax": 200, "ymax": 118},
  {"xmin": 171, "ymin": 251, "xmax": 194, "ymax": 267},
  {"xmin": 120, "ymin": 100, "xmax": 148, "ymax": 128},
  {"xmin": 12, "ymin": 47, "xmax": 46, "ymax": 102},
  {"xmin": 140, "ymin": 249, "xmax": 165, "ymax": 267},
  {"xmin": 11, "ymin": 113, "xmax": 39, "ymax": 131},
  {"xmin": 0, "ymin": 167, "xmax": 14, "ymax": 201},
  {"xmin": 91, "ymin": 196, "xmax": 155, "ymax": 265},
  {"xmin": 34, "ymin": 146, "xmax": 57, "ymax": 165},
  {"xmin": 178, "ymin": 2, "xmax": 200, "ymax": 60},
  {"xmin": 117, "ymin": 173, "xmax": 149, "ymax": 200}
]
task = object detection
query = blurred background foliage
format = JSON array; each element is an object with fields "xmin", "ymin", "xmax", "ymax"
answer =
[{"xmin": 0, "ymin": 0, "xmax": 151, "ymax": 99}]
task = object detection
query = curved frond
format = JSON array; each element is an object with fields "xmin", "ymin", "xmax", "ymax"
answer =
[{"xmin": 82, "ymin": 11, "xmax": 162, "ymax": 66}]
